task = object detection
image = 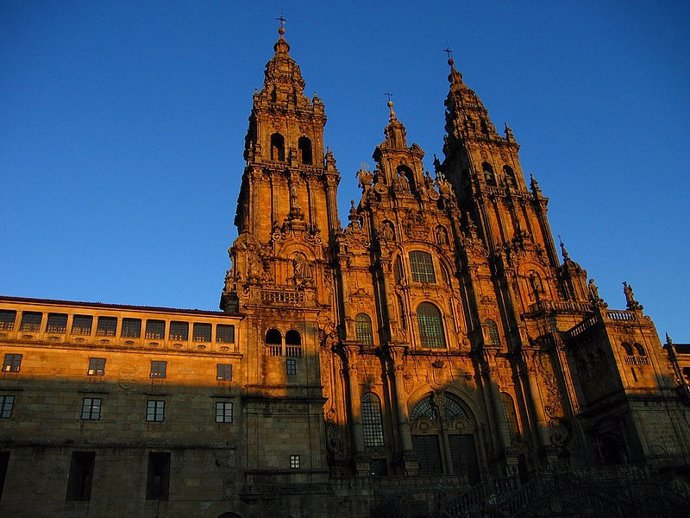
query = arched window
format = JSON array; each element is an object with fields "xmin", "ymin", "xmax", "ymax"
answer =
[
  {"xmin": 417, "ymin": 302, "xmax": 446, "ymax": 349},
  {"xmin": 501, "ymin": 392, "xmax": 520, "ymax": 440},
  {"xmin": 633, "ymin": 343, "xmax": 646, "ymax": 356},
  {"xmin": 285, "ymin": 330, "xmax": 302, "ymax": 357},
  {"xmin": 361, "ymin": 392, "xmax": 384, "ymax": 447},
  {"xmin": 298, "ymin": 136, "xmax": 312, "ymax": 165},
  {"xmin": 354, "ymin": 313, "xmax": 374, "ymax": 346},
  {"xmin": 410, "ymin": 393, "xmax": 480, "ymax": 483},
  {"xmin": 482, "ymin": 162, "xmax": 495, "ymax": 185},
  {"xmin": 409, "ymin": 251, "xmax": 436, "ymax": 283},
  {"xmin": 621, "ymin": 342, "xmax": 633, "ymax": 356},
  {"xmin": 503, "ymin": 165, "xmax": 517, "ymax": 187},
  {"xmin": 265, "ymin": 328, "xmax": 282, "ymax": 356},
  {"xmin": 485, "ymin": 319, "xmax": 500, "ymax": 345},
  {"xmin": 270, "ymin": 133, "xmax": 285, "ymax": 161}
]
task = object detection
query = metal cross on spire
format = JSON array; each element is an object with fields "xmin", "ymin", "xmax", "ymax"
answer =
[
  {"xmin": 443, "ymin": 47, "xmax": 454, "ymax": 60},
  {"xmin": 384, "ymin": 92, "xmax": 393, "ymax": 103},
  {"xmin": 276, "ymin": 13, "xmax": 287, "ymax": 29}
]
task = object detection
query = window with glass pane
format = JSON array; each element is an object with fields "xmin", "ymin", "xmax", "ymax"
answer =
[
  {"xmin": 19, "ymin": 312, "xmax": 42, "ymax": 332},
  {"xmin": 412, "ymin": 435, "xmax": 443, "ymax": 474},
  {"xmin": 169, "ymin": 321, "xmax": 188, "ymax": 341},
  {"xmin": 216, "ymin": 364, "xmax": 232, "ymax": 381},
  {"xmin": 216, "ymin": 324, "xmax": 235, "ymax": 343},
  {"xmin": 150, "ymin": 361, "xmax": 167, "ymax": 378},
  {"xmin": 215, "ymin": 402, "xmax": 233, "ymax": 423},
  {"xmin": 286, "ymin": 358, "xmax": 297, "ymax": 376},
  {"xmin": 355, "ymin": 313, "xmax": 374, "ymax": 345},
  {"xmin": 0, "ymin": 310, "xmax": 16, "ymax": 330},
  {"xmin": 146, "ymin": 320, "xmax": 165, "ymax": 339},
  {"xmin": 87, "ymin": 358, "xmax": 106, "ymax": 376},
  {"xmin": 96, "ymin": 316, "xmax": 117, "ymax": 336},
  {"xmin": 2, "ymin": 354, "xmax": 22, "ymax": 373},
  {"xmin": 71, "ymin": 315, "xmax": 93, "ymax": 335},
  {"xmin": 193, "ymin": 323, "xmax": 211, "ymax": 342},
  {"xmin": 46, "ymin": 313, "xmax": 67, "ymax": 333},
  {"xmin": 0, "ymin": 395, "xmax": 15, "ymax": 418},
  {"xmin": 417, "ymin": 302, "xmax": 446, "ymax": 348},
  {"xmin": 361, "ymin": 392, "xmax": 384, "ymax": 447},
  {"xmin": 146, "ymin": 400, "xmax": 165, "ymax": 422},
  {"xmin": 80, "ymin": 398, "xmax": 101, "ymax": 420},
  {"xmin": 121, "ymin": 318, "xmax": 141, "ymax": 338},
  {"xmin": 409, "ymin": 251, "xmax": 436, "ymax": 283}
]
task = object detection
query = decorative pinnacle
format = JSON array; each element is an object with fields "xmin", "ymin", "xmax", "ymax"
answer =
[
  {"xmin": 443, "ymin": 47, "xmax": 454, "ymax": 67},
  {"xmin": 276, "ymin": 14, "xmax": 287, "ymax": 37},
  {"xmin": 384, "ymin": 92, "xmax": 396, "ymax": 120}
]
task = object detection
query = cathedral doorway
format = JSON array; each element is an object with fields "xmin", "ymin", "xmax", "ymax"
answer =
[{"xmin": 409, "ymin": 392, "xmax": 480, "ymax": 484}]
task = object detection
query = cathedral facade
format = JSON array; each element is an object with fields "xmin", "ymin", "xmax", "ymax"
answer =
[{"xmin": 1, "ymin": 26, "xmax": 689, "ymax": 518}]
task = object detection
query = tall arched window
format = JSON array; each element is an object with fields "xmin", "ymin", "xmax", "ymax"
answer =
[
  {"xmin": 485, "ymin": 319, "xmax": 500, "ymax": 345},
  {"xmin": 410, "ymin": 393, "xmax": 480, "ymax": 483},
  {"xmin": 482, "ymin": 162, "xmax": 495, "ymax": 185},
  {"xmin": 622, "ymin": 342, "xmax": 633, "ymax": 356},
  {"xmin": 354, "ymin": 313, "xmax": 374, "ymax": 346},
  {"xmin": 634, "ymin": 343, "xmax": 646, "ymax": 356},
  {"xmin": 417, "ymin": 302, "xmax": 446, "ymax": 349},
  {"xmin": 270, "ymin": 133, "xmax": 285, "ymax": 161},
  {"xmin": 409, "ymin": 251, "xmax": 436, "ymax": 283},
  {"xmin": 285, "ymin": 330, "xmax": 302, "ymax": 357},
  {"xmin": 265, "ymin": 328, "xmax": 282, "ymax": 356},
  {"xmin": 361, "ymin": 392, "xmax": 384, "ymax": 447},
  {"xmin": 298, "ymin": 136, "xmax": 312, "ymax": 165},
  {"xmin": 501, "ymin": 392, "xmax": 520, "ymax": 440}
]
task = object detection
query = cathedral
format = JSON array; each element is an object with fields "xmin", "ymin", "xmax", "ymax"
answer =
[{"xmin": 1, "ymin": 25, "xmax": 689, "ymax": 518}]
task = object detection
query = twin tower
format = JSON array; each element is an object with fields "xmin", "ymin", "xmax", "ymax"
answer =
[{"xmin": 220, "ymin": 24, "xmax": 688, "ymax": 499}]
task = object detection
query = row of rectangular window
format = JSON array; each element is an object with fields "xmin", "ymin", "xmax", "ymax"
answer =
[
  {"xmin": 0, "ymin": 310, "xmax": 235, "ymax": 343},
  {"xmin": 53, "ymin": 449, "xmax": 302, "ymax": 501},
  {"xmin": 0, "ymin": 395, "xmax": 232, "ymax": 424},
  {"xmin": 2, "ymin": 354, "xmax": 233, "ymax": 381}
]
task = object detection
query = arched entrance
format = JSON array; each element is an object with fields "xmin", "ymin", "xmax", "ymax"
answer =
[{"xmin": 410, "ymin": 392, "xmax": 481, "ymax": 484}]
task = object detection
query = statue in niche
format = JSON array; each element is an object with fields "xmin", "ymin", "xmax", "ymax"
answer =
[
  {"xmin": 436, "ymin": 226, "xmax": 449, "ymax": 245},
  {"xmin": 289, "ymin": 181, "xmax": 300, "ymax": 209},
  {"xmin": 380, "ymin": 221, "xmax": 394, "ymax": 242},
  {"xmin": 293, "ymin": 253, "xmax": 314, "ymax": 284},
  {"xmin": 395, "ymin": 171, "xmax": 410, "ymax": 193}
]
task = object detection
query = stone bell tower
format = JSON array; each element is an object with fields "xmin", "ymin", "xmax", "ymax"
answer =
[{"xmin": 219, "ymin": 22, "xmax": 340, "ymax": 488}]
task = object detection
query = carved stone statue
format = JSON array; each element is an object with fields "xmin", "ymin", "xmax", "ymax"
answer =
[
  {"xmin": 380, "ymin": 221, "xmax": 394, "ymax": 242},
  {"xmin": 623, "ymin": 281, "xmax": 643, "ymax": 310},
  {"xmin": 588, "ymin": 279, "xmax": 600, "ymax": 301}
]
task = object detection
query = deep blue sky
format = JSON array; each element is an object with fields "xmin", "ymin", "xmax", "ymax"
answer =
[{"xmin": 2, "ymin": 1, "xmax": 689, "ymax": 341}]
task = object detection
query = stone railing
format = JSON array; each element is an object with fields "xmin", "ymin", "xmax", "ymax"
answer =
[{"xmin": 260, "ymin": 289, "xmax": 304, "ymax": 306}]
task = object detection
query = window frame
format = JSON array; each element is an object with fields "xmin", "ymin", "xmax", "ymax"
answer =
[
  {"xmin": 80, "ymin": 397, "xmax": 102, "ymax": 420},
  {"xmin": 216, "ymin": 363, "xmax": 232, "ymax": 381},
  {"xmin": 216, "ymin": 324, "xmax": 235, "ymax": 344},
  {"xmin": 2, "ymin": 354, "xmax": 22, "ymax": 373},
  {"xmin": 361, "ymin": 392, "xmax": 385, "ymax": 447},
  {"xmin": 71, "ymin": 315, "xmax": 93, "ymax": 336},
  {"xmin": 150, "ymin": 361, "xmax": 167, "ymax": 379},
  {"xmin": 409, "ymin": 251, "xmax": 436, "ymax": 283},
  {"xmin": 215, "ymin": 401, "xmax": 233, "ymax": 423},
  {"xmin": 286, "ymin": 358, "xmax": 297, "ymax": 376},
  {"xmin": 354, "ymin": 313, "xmax": 374, "ymax": 346},
  {"xmin": 0, "ymin": 395, "xmax": 15, "ymax": 418},
  {"xmin": 87, "ymin": 357, "xmax": 106, "ymax": 376},
  {"xmin": 417, "ymin": 302, "xmax": 446, "ymax": 349},
  {"xmin": 146, "ymin": 400, "xmax": 166, "ymax": 422},
  {"xmin": 19, "ymin": 311, "xmax": 42, "ymax": 332}
]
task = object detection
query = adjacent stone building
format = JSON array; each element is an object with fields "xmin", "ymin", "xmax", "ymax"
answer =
[{"xmin": 1, "ymin": 25, "xmax": 689, "ymax": 517}]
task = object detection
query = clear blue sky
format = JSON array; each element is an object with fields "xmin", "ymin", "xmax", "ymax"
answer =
[{"xmin": 1, "ymin": 1, "xmax": 689, "ymax": 341}]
